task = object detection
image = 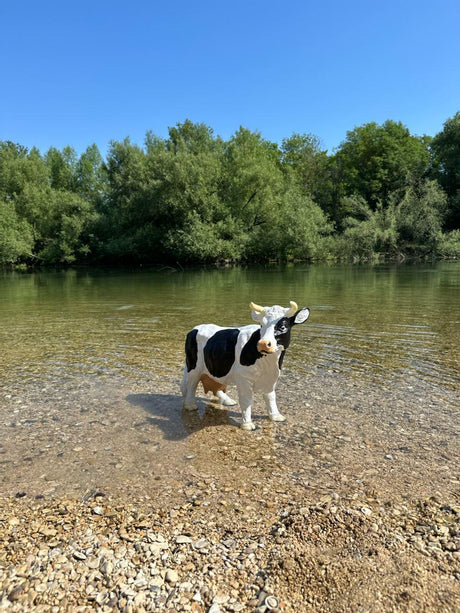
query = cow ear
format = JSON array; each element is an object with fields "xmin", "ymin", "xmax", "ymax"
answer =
[{"xmin": 292, "ymin": 307, "xmax": 310, "ymax": 325}]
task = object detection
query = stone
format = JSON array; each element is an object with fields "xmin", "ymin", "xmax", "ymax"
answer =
[
  {"xmin": 176, "ymin": 535, "xmax": 193, "ymax": 544},
  {"xmin": 165, "ymin": 569, "xmax": 179, "ymax": 584},
  {"xmin": 72, "ymin": 550, "xmax": 87, "ymax": 561}
]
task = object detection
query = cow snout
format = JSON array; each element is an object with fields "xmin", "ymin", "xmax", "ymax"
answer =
[{"xmin": 257, "ymin": 339, "xmax": 276, "ymax": 354}]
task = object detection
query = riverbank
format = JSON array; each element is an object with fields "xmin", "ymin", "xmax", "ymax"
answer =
[
  {"xmin": 1, "ymin": 487, "xmax": 459, "ymax": 612},
  {"xmin": 1, "ymin": 365, "xmax": 459, "ymax": 611}
]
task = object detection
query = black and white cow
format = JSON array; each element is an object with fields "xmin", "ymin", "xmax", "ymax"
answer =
[{"xmin": 181, "ymin": 301, "xmax": 310, "ymax": 430}]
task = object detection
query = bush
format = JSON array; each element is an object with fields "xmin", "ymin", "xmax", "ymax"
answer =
[
  {"xmin": 437, "ymin": 230, "xmax": 460, "ymax": 258},
  {"xmin": 0, "ymin": 199, "xmax": 33, "ymax": 264}
]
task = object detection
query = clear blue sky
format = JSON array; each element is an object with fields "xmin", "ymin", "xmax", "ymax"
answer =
[{"xmin": 1, "ymin": 0, "xmax": 459, "ymax": 157}]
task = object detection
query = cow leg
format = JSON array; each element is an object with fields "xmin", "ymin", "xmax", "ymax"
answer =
[
  {"xmin": 263, "ymin": 390, "xmax": 286, "ymax": 422},
  {"xmin": 236, "ymin": 380, "xmax": 256, "ymax": 430},
  {"xmin": 216, "ymin": 390, "xmax": 237, "ymax": 406},
  {"xmin": 200, "ymin": 374, "xmax": 237, "ymax": 406},
  {"xmin": 181, "ymin": 369, "xmax": 201, "ymax": 411}
]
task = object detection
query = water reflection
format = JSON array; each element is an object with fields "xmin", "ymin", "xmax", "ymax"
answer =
[{"xmin": 0, "ymin": 262, "xmax": 458, "ymax": 391}]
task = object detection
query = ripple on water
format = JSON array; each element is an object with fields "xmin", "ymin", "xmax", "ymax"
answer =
[{"xmin": 295, "ymin": 320, "xmax": 457, "ymax": 390}]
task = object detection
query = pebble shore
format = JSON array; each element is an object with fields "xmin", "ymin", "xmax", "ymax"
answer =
[{"xmin": 1, "ymin": 487, "xmax": 459, "ymax": 612}]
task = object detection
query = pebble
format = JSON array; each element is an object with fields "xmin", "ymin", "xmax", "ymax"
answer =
[
  {"xmin": 265, "ymin": 595, "xmax": 279, "ymax": 609},
  {"xmin": 176, "ymin": 535, "xmax": 193, "ymax": 544},
  {"xmin": 1, "ymin": 491, "xmax": 459, "ymax": 612},
  {"xmin": 72, "ymin": 550, "xmax": 87, "ymax": 560},
  {"xmin": 165, "ymin": 569, "xmax": 179, "ymax": 584}
]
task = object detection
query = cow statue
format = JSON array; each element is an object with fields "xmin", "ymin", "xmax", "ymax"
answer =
[{"xmin": 180, "ymin": 301, "xmax": 310, "ymax": 430}]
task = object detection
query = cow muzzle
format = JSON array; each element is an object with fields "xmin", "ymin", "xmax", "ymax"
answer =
[{"xmin": 257, "ymin": 339, "xmax": 276, "ymax": 354}]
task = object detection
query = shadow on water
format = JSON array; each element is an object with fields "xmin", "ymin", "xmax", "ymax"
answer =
[{"xmin": 126, "ymin": 393, "xmax": 241, "ymax": 440}]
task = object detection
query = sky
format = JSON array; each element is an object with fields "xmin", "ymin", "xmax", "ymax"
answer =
[{"xmin": 1, "ymin": 0, "xmax": 459, "ymax": 157}]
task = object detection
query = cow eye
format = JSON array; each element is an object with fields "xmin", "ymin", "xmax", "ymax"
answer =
[{"xmin": 276, "ymin": 324, "xmax": 287, "ymax": 335}]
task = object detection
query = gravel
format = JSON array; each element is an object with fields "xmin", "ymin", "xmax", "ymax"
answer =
[{"xmin": 1, "ymin": 490, "xmax": 459, "ymax": 612}]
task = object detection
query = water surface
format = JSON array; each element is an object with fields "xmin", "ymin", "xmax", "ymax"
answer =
[{"xmin": 0, "ymin": 263, "xmax": 458, "ymax": 503}]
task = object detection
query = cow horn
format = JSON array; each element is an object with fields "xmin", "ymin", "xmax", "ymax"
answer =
[
  {"xmin": 286, "ymin": 301, "xmax": 298, "ymax": 317},
  {"xmin": 249, "ymin": 302, "xmax": 265, "ymax": 314}
]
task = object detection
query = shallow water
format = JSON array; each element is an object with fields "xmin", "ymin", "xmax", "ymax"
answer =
[{"xmin": 0, "ymin": 263, "xmax": 459, "ymax": 502}]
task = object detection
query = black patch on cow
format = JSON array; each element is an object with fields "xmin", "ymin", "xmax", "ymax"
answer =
[
  {"xmin": 240, "ymin": 329, "xmax": 263, "ymax": 367},
  {"xmin": 204, "ymin": 328, "xmax": 239, "ymax": 378},
  {"xmin": 274, "ymin": 317, "xmax": 292, "ymax": 352},
  {"xmin": 278, "ymin": 350, "xmax": 286, "ymax": 370},
  {"xmin": 185, "ymin": 328, "xmax": 199, "ymax": 372}
]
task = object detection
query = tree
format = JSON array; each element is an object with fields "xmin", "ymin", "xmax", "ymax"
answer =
[
  {"xmin": 75, "ymin": 144, "xmax": 106, "ymax": 204},
  {"xmin": 396, "ymin": 179, "xmax": 446, "ymax": 252},
  {"xmin": 339, "ymin": 196, "xmax": 399, "ymax": 260},
  {"xmin": 280, "ymin": 132, "xmax": 334, "ymax": 217},
  {"xmin": 98, "ymin": 138, "xmax": 152, "ymax": 260},
  {"xmin": 14, "ymin": 184, "xmax": 97, "ymax": 264},
  {"xmin": 0, "ymin": 199, "xmax": 33, "ymax": 264},
  {"xmin": 430, "ymin": 112, "xmax": 460, "ymax": 230},
  {"xmin": 167, "ymin": 119, "xmax": 219, "ymax": 155},
  {"xmin": 0, "ymin": 141, "xmax": 48, "ymax": 198},
  {"xmin": 38, "ymin": 190, "xmax": 98, "ymax": 264},
  {"xmin": 334, "ymin": 120, "xmax": 430, "ymax": 207},
  {"xmin": 220, "ymin": 128, "xmax": 284, "ymax": 255},
  {"xmin": 266, "ymin": 185, "xmax": 333, "ymax": 261},
  {"xmin": 338, "ymin": 179, "xmax": 446, "ymax": 260},
  {"xmin": 44, "ymin": 146, "xmax": 78, "ymax": 191}
]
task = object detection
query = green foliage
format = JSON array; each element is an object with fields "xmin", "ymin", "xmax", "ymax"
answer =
[
  {"xmin": 438, "ymin": 230, "xmax": 460, "ymax": 258},
  {"xmin": 221, "ymin": 127, "xmax": 283, "ymax": 234},
  {"xmin": 334, "ymin": 120, "xmax": 430, "ymax": 207},
  {"xmin": 430, "ymin": 112, "xmax": 460, "ymax": 230},
  {"xmin": 75, "ymin": 144, "xmax": 105, "ymax": 203},
  {"xmin": 338, "ymin": 180, "xmax": 447, "ymax": 260},
  {"xmin": 280, "ymin": 133, "xmax": 334, "ymax": 216},
  {"xmin": 163, "ymin": 211, "xmax": 243, "ymax": 262},
  {"xmin": 0, "ymin": 141, "xmax": 48, "ymax": 198},
  {"xmin": 396, "ymin": 180, "xmax": 446, "ymax": 252},
  {"xmin": 0, "ymin": 199, "xmax": 33, "ymax": 264},
  {"xmin": 37, "ymin": 190, "xmax": 98, "ymax": 264},
  {"xmin": 245, "ymin": 185, "xmax": 333, "ymax": 261},
  {"xmin": 0, "ymin": 112, "xmax": 458, "ymax": 267},
  {"xmin": 339, "ymin": 196, "xmax": 399, "ymax": 260},
  {"xmin": 44, "ymin": 146, "xmax": 78, "ymax": 191},
  {"xmin": 15, "ymin": 184, "xmax": 98, "ymax": 264}
]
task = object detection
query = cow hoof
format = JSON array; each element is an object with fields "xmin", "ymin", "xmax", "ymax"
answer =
[
  {"xmin": 270, "ymin": 414, "xmax": 286, "ymax": 422},
  {"xmin": 241, "ymin": 422, "xmax": 256, "ymax": 431},
  {"xmin": 183, "ymin": 402, "xmax": 198, "ymax": 411}
]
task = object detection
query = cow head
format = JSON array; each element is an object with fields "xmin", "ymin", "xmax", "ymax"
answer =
[{"xmin": 249, "ymin": 301, "xmax": 310, "ymax": 354}]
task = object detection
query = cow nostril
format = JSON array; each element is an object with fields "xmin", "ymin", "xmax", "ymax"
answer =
[{"xmin": 267, "ymin": 342, "xmax": 271, "ymax": 347}]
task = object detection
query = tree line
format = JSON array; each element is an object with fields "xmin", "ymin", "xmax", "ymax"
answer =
[{"xmin": 1, "ymin": 113, "xmax": 459, "ymax": 267}]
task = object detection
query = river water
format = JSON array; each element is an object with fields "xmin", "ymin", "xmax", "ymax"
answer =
[{"xmin": 0, "ymin": 263, "xmax": 459, "ymax": 505}]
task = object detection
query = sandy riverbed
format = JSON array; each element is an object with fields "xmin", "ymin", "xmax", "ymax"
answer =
[{"xmin": 1, "ymin": 367, "xmax": 459, "ymax": 611}]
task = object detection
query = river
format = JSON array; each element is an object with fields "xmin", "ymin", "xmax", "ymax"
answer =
[{"xmin": 0, "ymin": 262, "xmax": 459, "ymax": 504}]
